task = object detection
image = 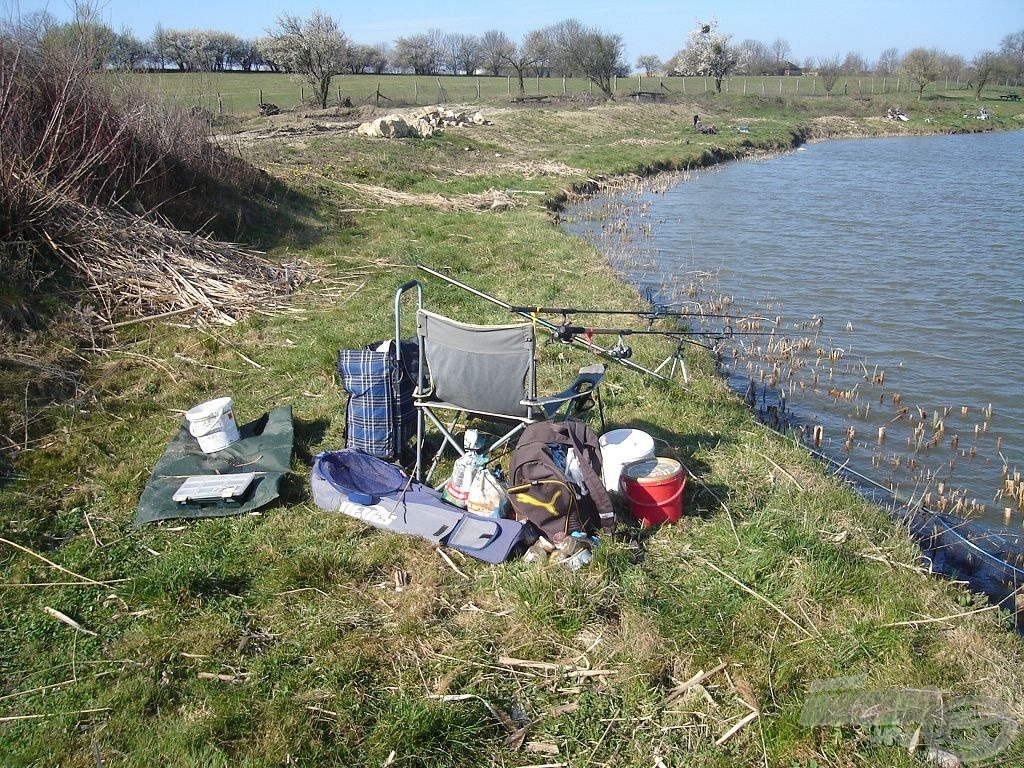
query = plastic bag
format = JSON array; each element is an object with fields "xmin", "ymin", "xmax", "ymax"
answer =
[{"xmin": 466, "ymin": 466, "xmax": 508, "ymax": 518}]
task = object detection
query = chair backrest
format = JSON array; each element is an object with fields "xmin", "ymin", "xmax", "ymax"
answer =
[{"xmin": 417, "ymin": 309, "xmax": 536, "ymax": 417}]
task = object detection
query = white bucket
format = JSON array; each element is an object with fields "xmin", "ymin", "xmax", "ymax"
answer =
[
  {"xmin": 185, "ymin": 396, "xmax": 241, "ymax": 453},
  {"xmin": 598, "ymin": 428, "xmax": 655, "ymax": 492}
]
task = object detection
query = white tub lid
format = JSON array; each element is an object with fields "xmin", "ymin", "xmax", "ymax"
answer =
[
  {"xmin": 622, "ymin": 457, "xmax": 681, "ymax": 481},
  {"xmin": 599, "ymin": 428, "xmax": 654, "ymax": 451}
]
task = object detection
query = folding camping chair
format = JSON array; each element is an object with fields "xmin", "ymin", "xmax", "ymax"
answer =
[{"xmin": 395, "ymin": 280, "xmax": 605, "ymax": 481}]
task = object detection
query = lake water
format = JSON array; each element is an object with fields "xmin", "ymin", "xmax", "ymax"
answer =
[{"xmin": 566, "ymin": 130, "xmax": 1024, "ymax": 534}]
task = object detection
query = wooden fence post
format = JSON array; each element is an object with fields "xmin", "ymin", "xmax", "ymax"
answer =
[{"xmin": 562, "ymin": 75, "xmax": 566, "ymax": 95}]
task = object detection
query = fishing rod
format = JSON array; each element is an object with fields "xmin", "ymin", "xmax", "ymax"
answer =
[
  {"xmin": 553, "ymin": 324, "xmax": 766, "ymax": 342},
  {"xmin": 507, "ymin": 304, "xmax": 748, "ymax": 322},
  {"xmin": 551, "ymin": 325, "xmax": 718, "ymax": 357},
  {"xmin": 417, "ymin": 264, "xmax": 683, "ymax": 383}
]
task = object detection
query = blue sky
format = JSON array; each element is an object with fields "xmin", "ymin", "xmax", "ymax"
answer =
[{"xmin": 9, "ymin": 0, "xmax": 1023, "ymax": 64}]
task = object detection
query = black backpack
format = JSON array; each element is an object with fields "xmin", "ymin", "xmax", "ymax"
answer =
[{"xmin": 507, "ymin": 421, "xmax": 615, "ymax": 539}]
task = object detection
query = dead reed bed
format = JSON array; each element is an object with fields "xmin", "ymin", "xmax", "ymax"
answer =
[
  {"xmin": 0, "ymin": 28, "xmax": 297, "ymax": 332},
  {"xmin": 44, "ymin": 198, "xmax": 308, "ymax": 327}
]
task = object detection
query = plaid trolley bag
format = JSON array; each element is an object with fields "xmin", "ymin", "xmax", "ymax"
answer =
[{"xmin": 337, "ymin": 340, "xmax": 419, "ymax": 461}]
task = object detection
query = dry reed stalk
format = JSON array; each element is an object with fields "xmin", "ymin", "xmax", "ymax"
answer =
[
  {"xmin": 686, "ymin": 551, "xmax": 817, "ymax": 638},
  {"xmin": 0, "ymin": 536, "xmax": 111, "ymax": 585}
]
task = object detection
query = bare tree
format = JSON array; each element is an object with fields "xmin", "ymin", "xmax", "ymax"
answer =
[
  {"xmin": 970, "ymin": 50, "xmax": 1000, "ymax": 99},
  {"xmin": 346, "ymin": 43, "xmax": 377, "ymax": 74},
  {"xmin": 770, "ymin": 37, "xmax": 791, "ymax": 63},
  {"xmin": 110, "ymin": 29, "xmax": 147, "ymax": 70},
  {"xmin": 151, "ymin": 23, "xmax": 169, "ymax": 69},
  {"xmin": 442, "ymin": 32, "xmax": 481, "ymax": 75},
  {"xmin": 736, "ymin": 38, "xmax": 770, "ymax": 74},
  {"xmin": 392, "ymin": 32, "xmax": 440, "ymax": 75},
  {"xmin": 672, "ymin": 19, "xmax": 739, "ymax": 93},
  {"xmin": 902, "ymin": 47, "xmax": 941, "ymax": 99},
  {"xmin": 875, "ymin": 47, "xmax": 900, "ymax": 76},
  {"xmin": 937, "ymin": 52, "xmax": 966, "ymax": 84},
  {"xmin": 841, "ymin": 51, "xmax": 868, "ymax": 75},
  {"xmin": 817, "ymin": 54, "xmax": 843, "ymax": 95},
  {"xmin": 269, "ymin": 11, "xmax": 348, "ymax": 109},
  {"xmin": 555, "ymin": 20, "xmax": 626, "ymax": 97},
  {"xmin": 502, "ymin": 38, "xmax": 539, "ymax": 95},
  {"xmin": 636, "ymin": 54, "xmax": 662, "ymax": 77},
  {"xmin": 546, "ymin": 19, "xmax": 586, "ymax": 77},
  {"xmin": 479, "ymin": 29, "xmax": 513, "ymax": 76},
  {"xmin": 523, "ymin": 28, "xmax": 553, "ymax": 76},
  {"xmin": 999, "ymin": 30, "xmax": 1024, "ymax": 81}
]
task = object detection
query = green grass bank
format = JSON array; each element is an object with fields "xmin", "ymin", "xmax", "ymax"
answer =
[{"xmin": 3, "ymin": 92, "xmax": 1024, "ymax": 767}]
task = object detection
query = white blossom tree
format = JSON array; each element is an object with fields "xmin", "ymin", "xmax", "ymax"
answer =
[
  {"xmin": 269, "ymin": 10, "xmax": 348, "ymax": 108},
  {"xmin": 672, "ymin": 19, "xmax": 738, "ymax": 93}
]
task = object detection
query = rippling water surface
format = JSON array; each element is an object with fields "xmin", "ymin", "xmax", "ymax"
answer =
[{"xmin": 567, "ymin": 130, "xmax": 1024, "ymax": 531}]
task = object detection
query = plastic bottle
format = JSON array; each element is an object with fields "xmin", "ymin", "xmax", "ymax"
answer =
[
  {"xmin": 443, "ymin": 449, "xmax": 478, "ymax": 507},
  {"xmin": 443, "ymin": 429, "xmax": 486, "ymax": 508}
]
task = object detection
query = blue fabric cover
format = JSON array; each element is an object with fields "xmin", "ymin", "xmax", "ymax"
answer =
[{"xmin": 311, "ymin": 449, "xmax": 535, "ymax": 563}]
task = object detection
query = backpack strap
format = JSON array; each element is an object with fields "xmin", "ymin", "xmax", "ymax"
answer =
[{"xmin": 563, "ymin": 421, "xmax": 616, "ymax": 534}]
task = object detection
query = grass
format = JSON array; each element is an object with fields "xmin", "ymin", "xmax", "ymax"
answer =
[
  {"xmin": 125, "ymin": 70, "xmax": 1024, "ymax": 117},
  {"xmin": 2, "ymin": 91, "xmax": 1024, "ymax": 767}
]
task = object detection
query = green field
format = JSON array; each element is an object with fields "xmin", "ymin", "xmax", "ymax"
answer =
[{"xmin": 127, "ymin": 70, "xmax": 1017, "ymax": 116}]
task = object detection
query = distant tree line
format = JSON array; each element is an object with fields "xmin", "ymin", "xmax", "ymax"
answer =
[
  {"xmin": 651, "ymin": 19, "xmax": 1022, "ymax": 100},
  {"xmin": 4, "ymin": 6, "xmax": 1021, "ymax": 108}
]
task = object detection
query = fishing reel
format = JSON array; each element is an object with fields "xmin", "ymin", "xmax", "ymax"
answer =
[
  {"xmin": 554, "ymin": 324, "xmax": 577, "ymax": 343},
  {"xmin": 609, "ymin": 334, "xmax": 633, "ymax": 359}
]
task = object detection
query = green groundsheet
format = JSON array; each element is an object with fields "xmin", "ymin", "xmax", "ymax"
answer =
[{"xmin": 134, "ymin": 405, "xmax": 293, "ymax": 526}]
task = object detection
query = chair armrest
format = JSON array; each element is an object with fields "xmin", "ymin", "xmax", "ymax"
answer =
[{"xmin": 526, "ymin": 363, "xmax": 605, "ymax": 419}]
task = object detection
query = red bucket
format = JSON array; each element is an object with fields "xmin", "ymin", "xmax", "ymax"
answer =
[{"xmin": 621, "ymin": 457, "xmax": 686, "ymax": 526}]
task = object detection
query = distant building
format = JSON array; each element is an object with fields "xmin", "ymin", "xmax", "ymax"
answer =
[{"xmin": 768, "ymin": 61, "xmax": 802, "ymax": 77}]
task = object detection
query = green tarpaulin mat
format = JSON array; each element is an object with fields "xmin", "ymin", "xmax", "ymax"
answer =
[{"xmin": 135, "ymin": 405, "xmax": 293, "ymax": 526}]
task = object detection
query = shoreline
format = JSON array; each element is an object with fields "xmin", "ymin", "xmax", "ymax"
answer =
[{"xmin": 560, "ymin": 124, "xmax": 1024, "ymax": 613}]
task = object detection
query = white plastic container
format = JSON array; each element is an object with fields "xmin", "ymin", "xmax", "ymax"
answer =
[
  {"xmin": 185, "ymin": 397, "xmax": 241, "ymax": 453},
  {"xmin": 598, "ymin": 428, "xmax": 655, "ymax": 492}
]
